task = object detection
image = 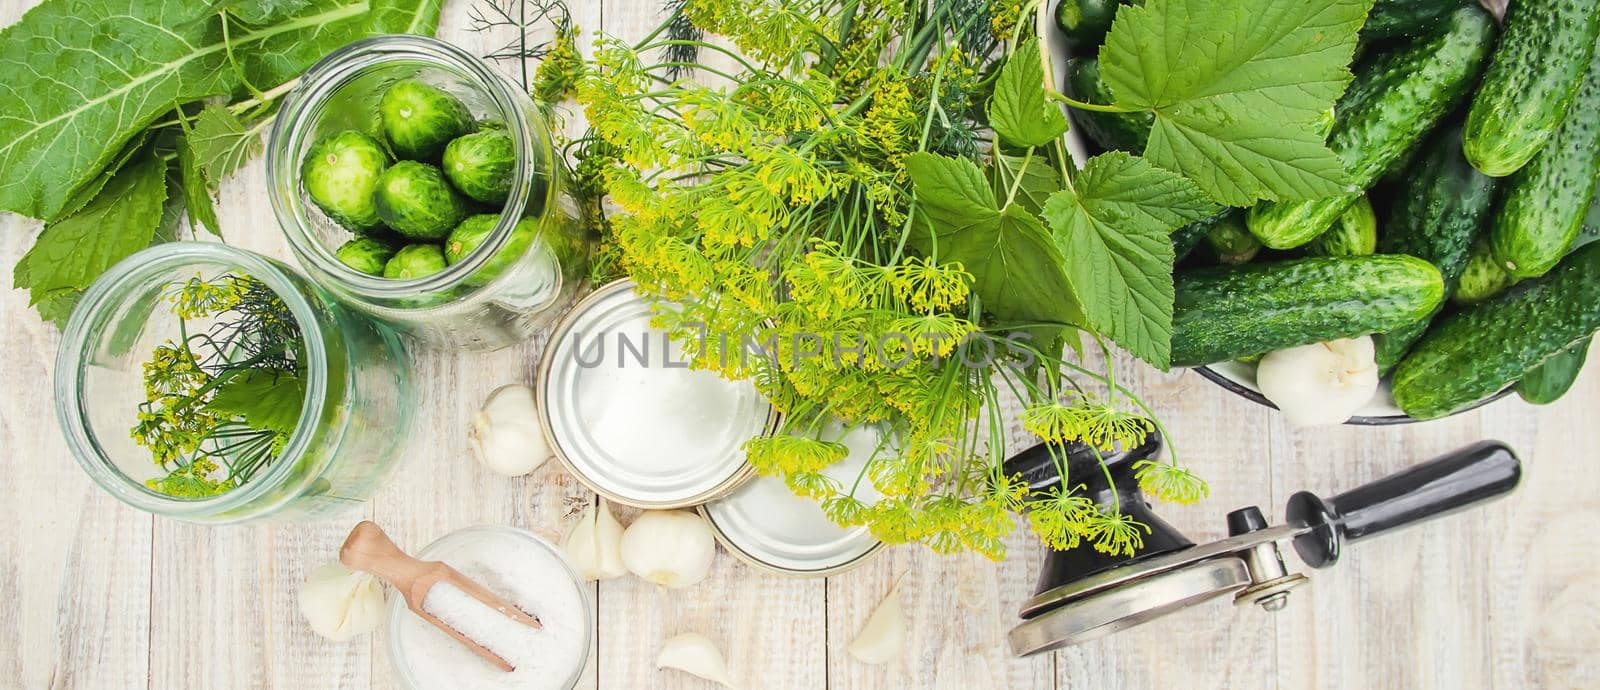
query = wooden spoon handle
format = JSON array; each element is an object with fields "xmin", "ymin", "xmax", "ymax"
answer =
[{"xmin": 339, "ymin": 521, "xmax": 427, "ymax": 592}]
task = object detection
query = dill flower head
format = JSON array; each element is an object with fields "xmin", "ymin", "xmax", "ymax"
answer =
[
  {"xmin": 744, "ymin": 434, "xmax": 848, "ymax": 475},
  {"xmin": 1134, "ymin": 460, "xmax": 1210, "ymax": 505},
  {"xmin": 170, "ymin": 274, "xmax": 243, "ymax": 319},
  {"xmin": 1021, "ymin": 401, "xmax": 1094, "ymax": 445},
  {"xmin": 1086, "ymin": 510, "xmax": 1151, "ymax": 557},
  {"xmin": 890, "ymin": 256, "xmax": 971, "ymax": 314}
]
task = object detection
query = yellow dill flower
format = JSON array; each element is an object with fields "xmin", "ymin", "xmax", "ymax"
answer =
[
  {"xmin": 1086, "ymin": 510, "xmax": 1151, "ymax": 557},
  {"xmin": 891, "ymin": 256, "xmax": 971, "ymax": 314},
  {"xmin": 822, "ymin": 493, "xmax": 870, "ymax": 527},
  {"xmin": 1134, "ymin": 460, "xmax": 1210, "ymax": 505},
  {"xmin": 1077, "ymin": 403, "xmax": 1157, "ymax": 452},
  {"xmin": 745, "ymin": 434, "xmax": 848, "ymax": 475},
  {"xmin": 169, "ymin": 274, "xmax": 243, "ymax": 318},
  {"xmin": 887, "ymin": 313, "xmax": 975, "ymax": 358},
  {"xmin": 752, "ymin": 146, "xmax": 837, "ymax": 204},
  {"xmin": 697, "ymin": 196, "xmax": 761, "ymax": 249},
  {"xmin": 722, "ymin": 171, "xmax": 790, "ymax": 231},
  {"xmin": 1021, "ymin": 401, "xmax": 1094, "ymax": 445},
  {"xmin": 785, "ymin": 470, "xmax": 839, "ymax": 500}
]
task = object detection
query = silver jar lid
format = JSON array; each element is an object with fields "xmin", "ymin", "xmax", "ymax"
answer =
[
  {"xmin": 537, "ymin": 280, "xmax": 776, "ymax": 508},
  {"xmin": 699, "ymin": 422, "xmax": 886, "ymax": 576}
]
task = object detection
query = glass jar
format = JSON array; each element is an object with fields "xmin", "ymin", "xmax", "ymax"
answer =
[
  {"xmin": 268, "ymin": 35, "xmax": 588, "ymax": 350},
  {"xmin": 387, "ymin": 526, "xmax": 592, "ymax": 690},
  {"xmin": 54, "ymin": 242, "xmax": 413, "ymax": 523}
]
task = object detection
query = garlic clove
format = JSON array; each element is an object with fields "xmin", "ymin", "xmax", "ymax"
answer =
[
  {"xmin": 847, "ymin": 581, "xmax": 906, "ymax": 664},
  {"xmin": 297, "ymin": 562, "xmax": 388, "ymax": 641},
  {"xmin": 656, "ymin": 632, "xmax": 736, "ymax": 688},
  {"xmin": 620, "ymin": 510, "xmax": 716, "ymax": 589},
  {"xmin": 563, "ymin": 498, "xmax": 627, "ymax": 580},
  {"xmin": 468, "ymin": 384, "xmax": 551, "ymax": 477},
  {"xmin": 1256, "ymin": 336, "xmax": 1381, "ymax": 427}
]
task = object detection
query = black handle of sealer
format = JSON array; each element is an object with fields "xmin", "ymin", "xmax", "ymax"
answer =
[{"xmin": 1285, "ymin": 440, "xmax": 1521, "ymax": 569}]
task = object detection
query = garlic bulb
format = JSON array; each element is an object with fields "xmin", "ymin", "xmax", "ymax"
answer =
[
  {"xmin": 620, "ymin": 510, "xmax": 716, "ymax": 588},
  {"xmin": 1256, "ymin": 337, "xmax": 1381, "ymax": 427},
  {"xmin": 563, "ymin": 498, "xmax": 627, "ymax": 580},
  {"xmin": 656, "ymin": 632, "xmax": 735, "ymax": 688},
  {"xmin": 468, "ymin": 384, "xmax": 551, "ymax": 477},
  {"xmin": 297, "ymin": 562, "xmax": 387, "ymax": 641},
  {"xmin": 847, "ymin": 582, "xmax": 906, "ymax": 664}
]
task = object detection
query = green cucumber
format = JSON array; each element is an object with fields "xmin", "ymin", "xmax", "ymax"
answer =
[
  {"xmin": 1062, "ymin": 57, "xmax": 1152, "ymax": 153},
  {"xmin": 1393, "ymin": 242, "xmax": 1600, "ymax": 419},
  {"xmin": 1516, "ymin": 336, "xmax": 1591, "ymax": 404},
  {"xmin": 1578, "ymin": 183, "xmax": 1600, "ymax": 250},
  {"xmin": 1054, "ymin": 0, "xmax": 1121, "ymax": 48},
  {"xmin": 1246, "ymin": 6, "xmax": 1495, "ymax": 250},
  {"xmin": 1308, "ymin": 195, "xmax": 1377, "ymax": 257},
  {"xmin": 1363, "ymin": 0, "xmax": 1464, "ymax": 41},
  {"xmin": 1453, "ymin": 236, "xmax": 1519, "ymax": 305},
  {"xmin": 1171, "ymin": 255, "xmax": 1444, "ymax": 367},
  {"xmin": 1172, "ymin": 210, "xmax": 1227, "ymax": 262},
  {"xmin": 1488, "ymin": 41, "xmax": 1600, "ymax": 279},
  {"xmin": 1372, "ymin": 124, "xmax": 1500, "ymax": 369},
  {"xmin": 1200, "ymin": 213, "xmax": 1259, "ymax": 265},
  {"xmin": 1463, "ymin": 0, "xmax": 1600, "ymax": 177}
]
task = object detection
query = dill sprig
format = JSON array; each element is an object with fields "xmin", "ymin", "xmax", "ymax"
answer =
[
  {"xmin": 467, "ymin": 0, "xmax": 574, "ymax": 92},
  {"xmin": 132, "ymin": 274, "xmax": 306, "ymax": 499}
]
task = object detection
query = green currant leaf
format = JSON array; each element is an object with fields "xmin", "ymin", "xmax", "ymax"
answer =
[
  {"xmin": 988, "ymin": 38, "xmax": 1069, "ymax": 149},
  {"xmin": 207, "ymin": 370, "xmax": 307, "ymax": 436},
  {"xmin": 1041, "ymin": 152, "xmax": 1216, "ymax": 368},
  {"xmin": 189, "ymin": 105, "xmax": 265, "ymax": 191},
  {"xmin": 176, "ymin": 134, "xmax": 223, "ymax": 237},
  {"xmin": 1099, "ymin": 0, "xmax": 1368, "ymax": 205},
  {"xmin": 994, "ymin": 151, "xmax": 1062, "ymax": 216}
]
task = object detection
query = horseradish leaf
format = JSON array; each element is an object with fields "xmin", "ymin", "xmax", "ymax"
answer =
[
  {"xmin": 1098, "ymin": 0, "xmax": 1369, "ymax": 205},
  {"xmin": 1041, "ymin": 152, "xmax": 1215, "ymax": 368},
  {"xmin": 13, "ymin": 154, "xmax": 168, "ymax": 297}
]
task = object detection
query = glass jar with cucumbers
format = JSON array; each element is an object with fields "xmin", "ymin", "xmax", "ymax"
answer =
[
  {"xmin": 54, "ymin": 242, "xmax": 413, "ymax": 523},
  {"xmin": 267, "ymin": 35, "xmax": 589, "ymax": 350}
]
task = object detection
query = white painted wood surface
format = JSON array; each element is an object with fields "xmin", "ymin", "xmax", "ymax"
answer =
[{"xmin": 2, "ymin": 1, "xmax": 1597, "ymax": 688}]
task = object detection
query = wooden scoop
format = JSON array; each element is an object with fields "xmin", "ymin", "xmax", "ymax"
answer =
[{"xmin": 339, "ymin": 521, "xmax": 541, "ymax": 672}]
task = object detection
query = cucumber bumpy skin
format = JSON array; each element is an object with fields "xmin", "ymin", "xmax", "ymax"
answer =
[
  {"xmin": 1171, "ymin": 255, "xmax": 1444, "ymax": 367},
  {"xmin": 1488, "ymin": 37, "xmax": 1600, "ymax": 279},
  {"xmin": 1247, "ymin": 6, "xmax": 1495, "ymax": 250},
  {"xmin": 379, "ymin": 78, "xmax": 474, "ymax": 162},
  {"xmin": 383, "ymin": 243, "xmax": 449, "ymax": 280},
  {"xmin": 1308, "ymin": 194, "xmax": 1377, "ymax": 257},
  {"xmin": 301, "ymin": 130, "xmax": 390, "ymax": 232},
  {"xmin": 374, "ymin": 161, "xmax": 469, "ymax": 240},
  {"xmin": 1463, "ymin": 0, "xmax": 1600, "ymax": 177},
  {"xmin": 1062, "ymin": 56, "xmax": 1151, "ymax": 153},
  {"xmin": 1516, "ymin": 336, "xmax": 1591, "ymax": 405},
  {"xmin": 1393, "ymin": 243, "xmax": 1600, "ymax": 419},
  {"xmin": 1372, "ymin": 124, "xmax": 1500, "ymax": 368},
  {"xmin": 334, "ymin": 237, "xmax": 396, "ymax": 276},
  {"xmin": 442, "ymin": 129, "xmax": 517, "ymax": 204}
]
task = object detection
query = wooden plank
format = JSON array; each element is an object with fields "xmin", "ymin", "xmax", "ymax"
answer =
[{"xmin": 0, "ymin": 213, "xmax": 154, "ymax": 690}]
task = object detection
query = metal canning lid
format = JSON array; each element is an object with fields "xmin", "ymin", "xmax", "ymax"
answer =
[
  {"xmin": 700, "ymin": 421, "xmax": 887, "ymax": 577},
  {"xmin": 538, "ymin": 279, "xmax": 776, "ymax": 508}
]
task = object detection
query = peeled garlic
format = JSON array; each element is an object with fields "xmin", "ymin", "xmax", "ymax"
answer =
[
  {"xmin": 620, "ymin": 510, "xmax": 716, "ymax": 589},
  {"xmin": 1256, "ymin": 336, "xmax": 1381, "ymax": 427},
  {"xmin": 656, "ymin": 632, "xmax": 735, "ymax": 688},
  {"xmin": 297, "ymin": 562, "xmax": 387, "ymax": 641},
  {"xmin": 848, "ymin": 581, "xmax": 906, "ymax": 664},
  {"xmin": 468, "ymin": 384, "xmax": 551, "ymax": 477},
  {"xmin": 563, "ymin": 498, "xmax": 627, "ymax": 580}
]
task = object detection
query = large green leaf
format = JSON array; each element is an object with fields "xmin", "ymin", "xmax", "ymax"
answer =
[
  {"xmin": 988, "ymin": 38, "xmax": 1069, "ymax": 149},
  {"xmin": 905, "ymin": 153, "xmax": 1083, "ymax": 327},
  {"xmin": 1041, "ymin": 152, "xmax": 1214, "ymax": 368},
  {"xmin": 1098, "ymin": 0, "xmax": 1368, "ymax": 205},
  {"xmin": 0, "ymin": 0, "xmax": 443, "ymax": 221},
  {"xmin": 13, "ymin": 154, "xmax": 168, "ymax": 298}
]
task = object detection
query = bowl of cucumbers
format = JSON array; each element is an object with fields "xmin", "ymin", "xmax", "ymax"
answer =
[{"xmin": 1043, "ymin": 0, "xmax": 1600, "ymax": 425}]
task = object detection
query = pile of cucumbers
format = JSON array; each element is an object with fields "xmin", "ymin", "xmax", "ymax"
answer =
[
  {"xmin": 1057, "ymin": 0, "xmax": 1600, "ymax": 420},
  {"xmin": 302, "ymin": 78, "xmax": 538, "ymax": 282}
]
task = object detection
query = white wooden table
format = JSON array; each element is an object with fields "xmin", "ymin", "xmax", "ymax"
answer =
[{"xmin": 4, "ymin": 1, "xmax": 1598, "ymax": 688}]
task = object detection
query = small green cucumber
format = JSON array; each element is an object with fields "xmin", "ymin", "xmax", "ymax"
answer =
[
  {"xmin": 1308, "ymin": 195, "xmax": 1377, "ymax": 257},
  {"xmin": 1200, "ymin": 213, "xmax": 1260, "ymax": 265},
  {"xmin": 1362, "ymin": 0, "xmax": 1464, "ymax": 42},
  {"xmin": 1171, "ymin": 255, "xmax": 1444, "ymax": 367},
  {"xmin": 1463, "ymin": 0, "xmax": 1600, "ymax": 177},
  {"xmin": 1453, "ymin": 236, "xmax": 1519, "ymax": 305},
  {"xmin": 1061, "ymin": 57, "xmax": 1152, "ymax": 153},
  {"xmin": 1516, "ymin": 336, "xmax": 1591, "ymax": 404},
  {"xmin": 1054, "ymin": 0, "xmax": 1121, "ymax": 48},
  {"xmin": 1172, "ymin": 210, "xmax": 1228, "ymax": 263},
  {"xmin": 1247, "ymin": 6, "xmax": 1495, "ymax": 250},
  {"xmin": 1488, "ymin": 39, "xmax": 1600, "ymax": 279},
  {"xmin": 1393, "ymin": 242, "xmax": 1600, "ymax": 419}
]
